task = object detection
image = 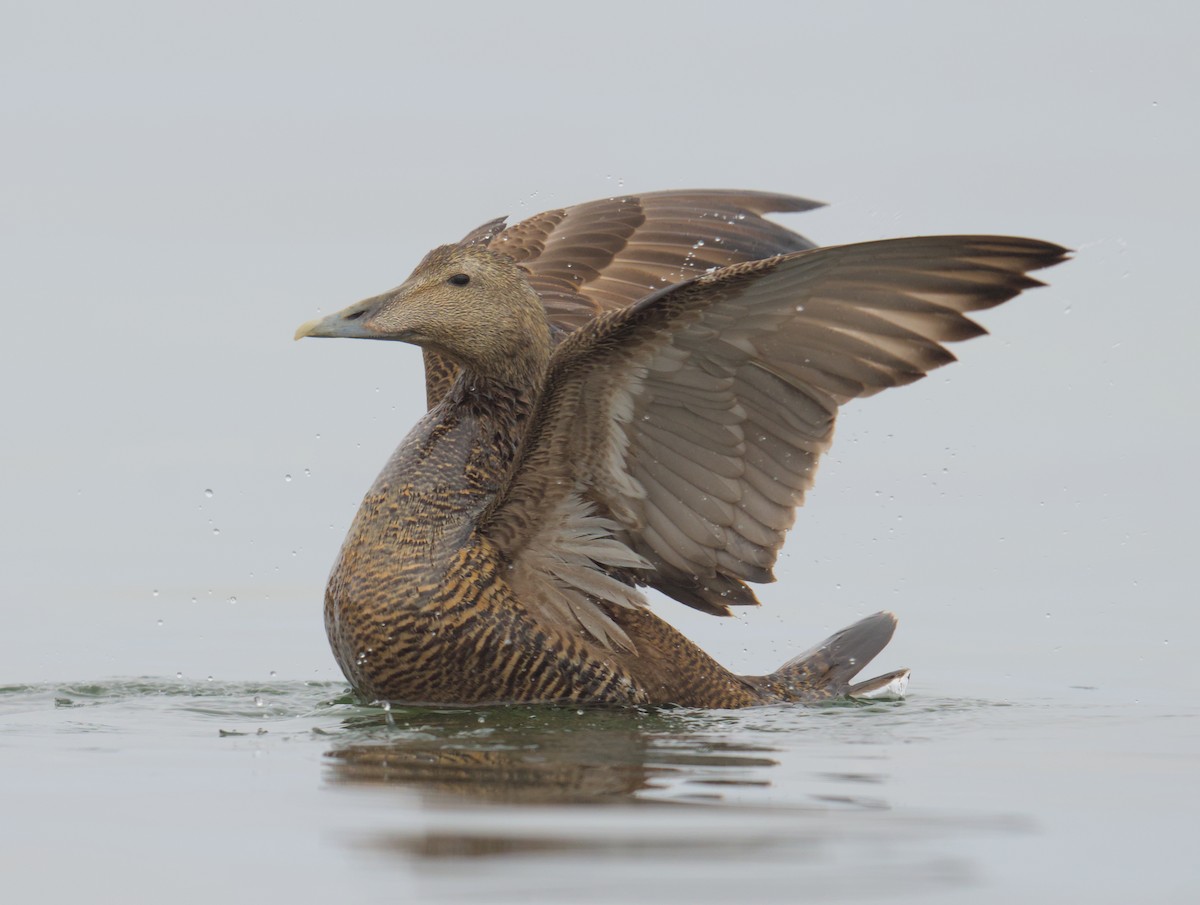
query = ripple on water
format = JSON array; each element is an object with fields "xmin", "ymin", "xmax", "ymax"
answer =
[{"xmin": 7, "ymin": 679, "xmax": 1148, "ymax": 901}]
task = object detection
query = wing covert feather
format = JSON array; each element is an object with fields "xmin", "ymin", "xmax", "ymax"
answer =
[
  {"xmin": 423, "ymin": 190, "xmax": 822, "ymax": 404},
  {"xmin": 483, "ymin": 234, "xmax": 1068, "ymax": 634}
]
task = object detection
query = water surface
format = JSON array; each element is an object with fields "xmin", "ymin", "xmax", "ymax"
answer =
[{"xmin": 3, "ymin": 679, "xmax": 1191, "ymax": 903}]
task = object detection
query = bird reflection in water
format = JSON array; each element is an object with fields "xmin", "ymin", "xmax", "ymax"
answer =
[
  {"xmin": 318, "ymin": 701, "xmax": 1014, "ymax": 902},
  {"xmin": 326, "ymin": 705, "xmax": 781, "ymax": 804},
  {"xmin": 321, "ymin": 702, "xmax": 896, "ymax": 862}
]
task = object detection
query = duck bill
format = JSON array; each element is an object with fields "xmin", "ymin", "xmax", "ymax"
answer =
[{"xmin": 294, "ymin": 295, "xmax": 387, "ymax": 341}]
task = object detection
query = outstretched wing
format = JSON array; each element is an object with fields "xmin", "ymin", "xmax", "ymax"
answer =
[
  {"xmin": 421, "ymin": 190, "xmax": 822, "ymax": 405},
  {"xmin": 492, "ymin": 189, "xmax": 822, "ymax": 327},
  {"xmin": 480, "ymin": 236, "xmax": 1068, "ymax": 648}
]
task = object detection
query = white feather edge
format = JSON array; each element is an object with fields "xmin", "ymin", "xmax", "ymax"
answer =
[{"xmin": 509, "ymin": 491, "xmax": 652, "ymax": 654}]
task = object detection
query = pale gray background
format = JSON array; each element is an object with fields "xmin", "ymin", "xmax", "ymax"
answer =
[{"xmin": 3, "ymin": 1, "xmax": 1195, "ymax": 702}]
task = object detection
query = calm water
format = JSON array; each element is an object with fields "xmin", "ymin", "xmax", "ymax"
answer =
[{"xmin": 2, "ymin": 678, "xmax": 1193, "ymax": 904}]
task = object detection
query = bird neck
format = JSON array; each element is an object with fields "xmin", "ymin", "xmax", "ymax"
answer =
[
  {"xmin": 338, "ymin": 371, "xmax": 541, "ymax": 572},
  {"xmin": 443, "ymin": 368, "xmax": 542, "ymax": 460},
  {"xmin": 460, "ymin": 324, "xmax": 552, "ymax": 394}
]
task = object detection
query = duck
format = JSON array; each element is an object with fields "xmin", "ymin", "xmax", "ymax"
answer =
[{"xmin": 295, "ymin": 190, "xmax": 1067, "ymax": 707}]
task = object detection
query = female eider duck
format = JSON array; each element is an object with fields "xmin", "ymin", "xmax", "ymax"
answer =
[{"xmin": 295, "ymin": 190, "xmax": 1066, "ymax": 707}]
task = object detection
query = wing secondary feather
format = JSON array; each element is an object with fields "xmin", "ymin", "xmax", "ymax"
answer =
[
  {"xmin": 481, "ymin": 235, "xmax": 1068, "ymax": 644},
  {"xmin": 422, "ymin": 190, "xmax": 822, "ymax": 405}
]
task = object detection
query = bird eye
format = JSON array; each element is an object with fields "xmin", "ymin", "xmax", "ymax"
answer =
[{"xmin": 447, "ymin": 273, "xmax": 470, "ymax": 286}]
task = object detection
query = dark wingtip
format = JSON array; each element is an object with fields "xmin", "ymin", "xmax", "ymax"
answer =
[
  {"xmin": 971, "ymin": 236, "xmax": 1072, "ymax": 273},
  {"xmin": 729, "ymin": 191, "xmax": 828, "ymax": 215},
  {"xmin": 1027, "ymin": 240, "xmax": 1073, "ymax": 271},
  {"xmin": 633, "ymin": 188, "xmax": 827, "ymax": 216},
  {"xmin": 765, "ymin": 194, "xmax": 828, "ymax": 213}
]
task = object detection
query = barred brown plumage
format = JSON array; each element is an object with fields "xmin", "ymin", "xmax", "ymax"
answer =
[{"xmin": 296, "ymin": 190, "xmax": 1068, "ymax": 706}]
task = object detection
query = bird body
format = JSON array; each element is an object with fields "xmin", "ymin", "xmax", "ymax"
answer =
[{"xmin": 297, "ymin": 190, "xmax": 1067, "ymax": 707}]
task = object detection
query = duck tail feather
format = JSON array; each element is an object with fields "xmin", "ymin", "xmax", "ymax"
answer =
[{"xmin": 767, "ymin": 611, "xmax": 908, "ymax": 701}]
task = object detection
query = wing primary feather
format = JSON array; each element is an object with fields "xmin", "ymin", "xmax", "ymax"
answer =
[{"xmin": 483, "ymin": 233, "xmax": 1067, "ymax": 625}]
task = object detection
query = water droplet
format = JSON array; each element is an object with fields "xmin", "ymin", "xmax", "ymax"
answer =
[
  {"xmin": 212, "ymin": 527, "xmax": 221, "ymax": 536},
  {"xmin": 227, "ymin": 595, "xmax": 237, "ymax": 605},
  {"xmin": 269, "ymin": 670, "xmax": 277, "ymax": 678},
  {"xmin": 254, "ymin": 695, "xmax": 264, "ymax": 708},
  {"xmin": 284, "ymin": 474, "xmax": 292, "ymax": 483},
  {"xmin": 152, "ymin": 589, "xmax": 159, "ymax": 598},
  {"xmin": 176, "ymin": 672, "xmax": 182, "ymax": 679},
  {"xmin": 303, "ymin": 468, "xmax": 311, "ymax": 478},
  {"xmin": 477, "ymin": 715, "xmax": 486, "ymax": 724},
  {"xmin": 204, "ymin": 489, "xmax": 214, "ymax": 498},
  {"xmin": 156, "ymin": 619, "xmax": 163, "ymax": 627}
]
